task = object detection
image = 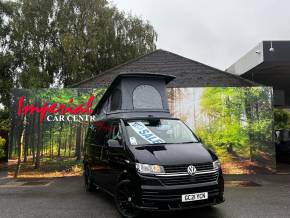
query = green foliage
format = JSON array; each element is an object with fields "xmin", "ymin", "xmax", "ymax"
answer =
[
  {"xmin": 195, "ymin": 87, "xmax": 273, "ymax": 162},
  {"xmin": 0, "ymin": 1, "xmax": 15, "ymax": 112},
  {"xmin": 0, "ymin": 110, "xmax": 10, "ymax": 130},
  {"xmin": 0, "ymin": 136, "xmax": 6, "ymax": 159},
  {"xmin": 0, "ymin": 0, "xmax": 157, "ymax": 127},
  {"xmin": 274, "ymin": 109, "xmax": 290, "ymax": 129},
  {"xmin": 1, "ymin": 0, "xmax": 157, "ymax": 90},
  {"xmin": 9, "ymin": 88, "xmax": 104, "ymax": 160}
]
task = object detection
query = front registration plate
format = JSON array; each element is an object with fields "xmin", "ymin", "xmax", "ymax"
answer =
[{"xmin": 181, "ymin": 192, "xmax": 208, "ymax": 202}]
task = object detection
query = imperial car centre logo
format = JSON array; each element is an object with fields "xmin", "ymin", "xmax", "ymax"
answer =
[{"xmin": 17, "ymin": 95, "xmax": 96, "ymax": 123}]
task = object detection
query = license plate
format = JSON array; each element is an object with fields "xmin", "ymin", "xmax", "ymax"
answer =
[{"xmin": 181, "ymin": 192, "xmax": 208, "ymax": 202}]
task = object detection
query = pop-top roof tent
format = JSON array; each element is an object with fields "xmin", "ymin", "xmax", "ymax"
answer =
[{"xmin": 92, "ymin": 73, "xmax": 176, "ymax": 119}]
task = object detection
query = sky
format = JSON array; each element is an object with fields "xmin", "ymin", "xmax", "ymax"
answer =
[{"xmin": 112, "ymin": 0, "xmax": 290, "ymax": 70}]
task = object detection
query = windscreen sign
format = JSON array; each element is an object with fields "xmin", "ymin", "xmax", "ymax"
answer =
[{"xmin": 128, "ymin": 122, "xmax": 165, "ymax": 144}]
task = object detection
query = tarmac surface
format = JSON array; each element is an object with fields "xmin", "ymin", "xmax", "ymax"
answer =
[{"xmin": 0, "ymin": 173, "xmax": 290, "ymax": 218}]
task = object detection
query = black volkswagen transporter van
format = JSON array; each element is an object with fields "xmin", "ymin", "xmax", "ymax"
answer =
[{"xmin": 84, "ymin": 73, "xmax": 224, "ymax": 217}]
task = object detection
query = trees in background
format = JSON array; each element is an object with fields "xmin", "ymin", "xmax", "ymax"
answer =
[
  {"xmin": 9, "ymin": 88, "xmax": 104, "ymax": 177},
  {"xmin": 0, "ymin": 1, "xmax": 14, "ymax": 118},
  {"xmin": 195, "ymin": 87, "xmax": 273, "ymax": 161},
  {"xmin": 0, "ymin": 136, "xmax": 6, "ymax": 160},
  {"xmin": 0, "ymin": 0, "xmax": 157, "ymax": 127}
]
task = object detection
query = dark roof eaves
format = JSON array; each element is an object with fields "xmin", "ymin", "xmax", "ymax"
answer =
[
  {"xmin": 70, "ymin": 48, "xmax": 261, "ymax": 87},
  {"xmin": 160, "ymin": 50, "xmax": 260, "ymax": 86},
  {"xmin": 70, "ymin": 49, "xmax": 161, "ymax": 88}
]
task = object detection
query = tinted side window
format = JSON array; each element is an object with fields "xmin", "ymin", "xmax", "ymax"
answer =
[
  {"xmin": 110, "ymin": 121, "xmax": 123, "ymax": 145},
  {"xmin": 91, "ymin": 121, "xmax": 110, "ymax": 145}
]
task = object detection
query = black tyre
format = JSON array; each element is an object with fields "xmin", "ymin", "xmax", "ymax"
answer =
[
  {"xmin": 84, "ymin": 165, "xmax": 96, "ymax": 192},
  {"xmin": 114, "ymin": 180, "xmax": 141, "ymax": 218}
]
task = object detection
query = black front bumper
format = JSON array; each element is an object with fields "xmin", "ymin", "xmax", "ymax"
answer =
[
  {"xmin": 136, "ymin": 198, "xmax": 224, "ymax": 211},
  {"xmin": 135, "ymin": 174, "xmax": 224, "ymax": 211}
]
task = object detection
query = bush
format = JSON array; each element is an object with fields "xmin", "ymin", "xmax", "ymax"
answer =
[
  {"xmin": 274, "ymin": 109, "xmax": 290, "ymax": 130},
  {"xmin": 0, "ymin": 136, "xmax": 6, "ymax": 159}
]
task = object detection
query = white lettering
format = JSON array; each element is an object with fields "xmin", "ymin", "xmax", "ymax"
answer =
[
  {"xmin": 128, "ymin": 122, "xmax": 165, "ymax": 144},
  {"xmin": 47, "ymin": 115, "xmax": 53, "ymax": 122}
]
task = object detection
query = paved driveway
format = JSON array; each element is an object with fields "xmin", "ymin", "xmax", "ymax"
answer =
[{"xmin": 0, "ymin": 175, "xmax": 290, "ymax": 218}]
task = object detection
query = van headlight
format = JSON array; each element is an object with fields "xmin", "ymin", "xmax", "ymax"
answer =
[
  {"xmin": 213, "ymin": 160, "xmax": 221, "ymax": 170},
  {"xmin": 136, "ymin": 163, "xmax": 165, "ymax": 175}
]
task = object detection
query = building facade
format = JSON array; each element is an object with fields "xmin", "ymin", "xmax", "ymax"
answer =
[{"xmin": 227, "ymin": 41, "xmax": 290, "ymax": 109}]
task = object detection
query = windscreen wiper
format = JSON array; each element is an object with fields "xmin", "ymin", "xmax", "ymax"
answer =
[
  {"xmin": 141, "ymin": 142, "xmax": 172, "ymax": 146},
  {"xmin": 179, "ymin": 141, "xmax": 199, "ymax": 144}
]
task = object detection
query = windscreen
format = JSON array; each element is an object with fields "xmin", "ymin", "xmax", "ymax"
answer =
[{"xmin": 124, "ymin": 119, "xmax": 198, "ymax": 145}]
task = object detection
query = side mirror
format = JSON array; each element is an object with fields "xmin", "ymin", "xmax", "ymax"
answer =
[{"xmin": 107, "ymin": 139, "xmax": 121, "ymax": 148}]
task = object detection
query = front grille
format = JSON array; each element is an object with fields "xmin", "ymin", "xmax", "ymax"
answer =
[
  {"xmin": 159, "ymin": 171, "xmax": 219, "ymax": 186},
  {"xmin": 164, "ymin": 162, "xmax": 214, "ymax": 173},
  {"xmin": 141, "ymin": 186, "xmax": 220, "ymax": 202}
]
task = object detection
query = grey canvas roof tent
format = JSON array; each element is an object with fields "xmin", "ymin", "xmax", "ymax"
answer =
[{"xmin": 92, "ymin": 72, "xmax": 175, "ymax": 119}]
